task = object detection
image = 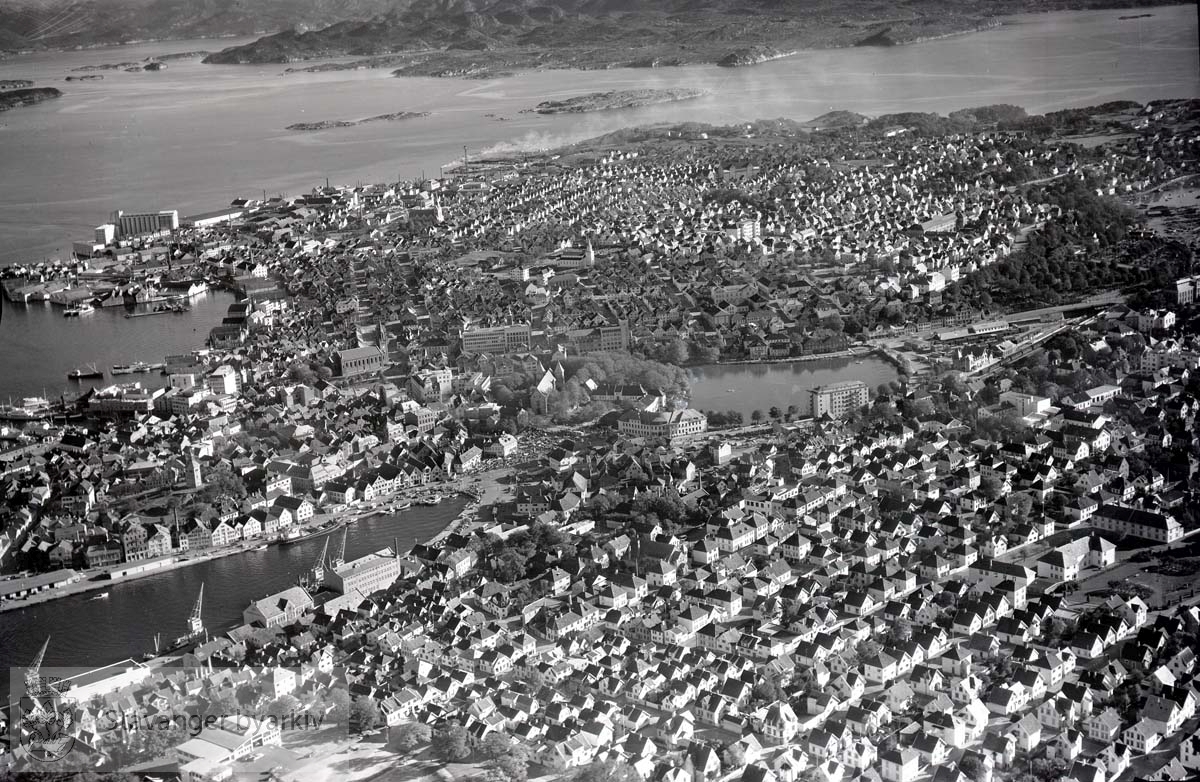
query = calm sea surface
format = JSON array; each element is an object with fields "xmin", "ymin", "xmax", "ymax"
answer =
[
  {"xmin": 688, "ymin": 356, "xmax": 899, "ymax": 418},
  {"xmin": 0, "ymin": 6, "xmax": 1195, "ymax": 264},
  {"xmin": 0, "ymin": 499, "xmax": 468, "ymax": 696}
]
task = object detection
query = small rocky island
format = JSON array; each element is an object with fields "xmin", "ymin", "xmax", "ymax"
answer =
[
  {"xmin": 717, "ymin": 46, "xmax": 796, "ymax": 67},
  {"xmin": 0, "ymin": 87, "xmax": 62, "ymax": 112},
  {"xmin": 72, "ymin": 62, "xmax": 141, "ymax": 72},
  {"xmin": 286, "ymin": 110, "xmax": 429, "ymax": 131},
  {"xmin": 70, "ymin": 52, "xmax": 202, "ymax": 72},
  {"xmin": 529, "ymin": 88, "xmax": 707, "ymax": 115}
]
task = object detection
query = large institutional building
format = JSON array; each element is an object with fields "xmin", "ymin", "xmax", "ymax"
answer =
[
  {"xmin": 461, "ymin": 323, "xmax": 533, "ymax": 354},
  {"xmin": 617, "ymin": 409, "xmax": 708, "ymax": 442},
  {"xmin": 335, "ymin": 346, "xmax": 386, "ymax": 378},
  {"xmin": 458, "ymin": 319, "xmax": 629, "ymax": 355},
  {"xmin": 1092, "ymin": 504, "xmax": 1184, "ymax": 543},
  {"xmin": 1175, "ymin": 275, "xmax": 1200, "ymax": 305},
  {"xmin": 326, "ymin": 548, "xmax": 402, "ymax": 596},
  {"xmin": 108, "ymin": 209, "xmax": 180, "ymax": 239},
  {"xmin": 243, "ymin": 586, "xmax": 315, "ymax": 627}
]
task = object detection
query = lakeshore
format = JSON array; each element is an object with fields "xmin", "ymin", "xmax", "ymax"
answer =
[{"xmin": 687, "ymin": 354, "xmax": 900, "ymax": 419}]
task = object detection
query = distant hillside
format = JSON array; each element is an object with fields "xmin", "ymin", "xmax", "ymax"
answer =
[
  {"xmin": 0, "ymin": 0, "xmax": 1179, "ymax": 61},
  {"xmin": 0, "ymin": 0, "xmax": 403, "ymax": 50},
  {"xmin": 200, "ymin": 0, "xmax": 1178, "ymax": 71}
]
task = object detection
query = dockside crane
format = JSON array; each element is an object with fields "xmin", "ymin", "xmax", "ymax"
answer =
[
  {"xmin": 330, "ymin": 526, "xmax": 348, "ymax": 570},
  {"xmin": 186, "ymin": 583, "xmax": 204, "ymax": 637},
  {"xmin": 302, "ymin": 536, "xmax": 330, "ymax": 590},
  {"xmin": 25, "ymin": 636, "xmax": 50, "ymax": 692}
]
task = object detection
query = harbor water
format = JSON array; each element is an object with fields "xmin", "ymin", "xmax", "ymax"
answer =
[
  {"xmin": 0, "ymin": 498, "xmax": 468, "ymax": 698},
  {"xmin": 0, "ymin": 290, "xmax": 236, "ymax": 401}
]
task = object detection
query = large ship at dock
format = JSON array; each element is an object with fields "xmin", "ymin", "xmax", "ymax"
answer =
[
  {"xmin": 280, "ymin": 519, "xmax": 343, "ymax": 545},
  {"xmin": 277, "ymin": 527, "xmax": 302, "ymax": 543},
  {"xmin": 0, "ymin": 396, "xmax": 53, "ymax": 421},
  {"xmin": 111, "ymin": 361, "xmax": 160, "ymax": 375}
]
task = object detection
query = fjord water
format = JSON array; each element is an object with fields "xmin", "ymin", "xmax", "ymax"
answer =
[{"xmin": 0, "ymin": 5, "xmax": 1196, "ymax": 265}]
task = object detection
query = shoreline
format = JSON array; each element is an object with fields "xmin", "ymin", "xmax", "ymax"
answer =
[
  {"xmin": 225, "ymin": 4, "xmax": 1180, "ymax": 75},
  {"xmin": 422, "ymin": 469, "xmax": 513, "ymax": 545},
  {"xmin": 0, "ymin": 488, "xmax": 474, "ymax": 615},
  {"xmin": 690, "ymin": 347, "xmax": 873, "ymax": 368},
  {"xmin": 0, "ymin": 515, "xmax": 337, "ymax": 615},
  {"xmin": 7, "ymin": 4, "xmax": 1185, "ymax": 71}
]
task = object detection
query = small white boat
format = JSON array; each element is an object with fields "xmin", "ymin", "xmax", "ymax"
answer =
[
  {"xmin": 90, "ymin": 591, "xmax": 110, "ymax": 600},
  {"xmin": 64, "ymin": 302, "xmax": 95, "ymax": 317}
]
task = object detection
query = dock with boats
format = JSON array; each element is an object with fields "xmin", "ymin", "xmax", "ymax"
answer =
[
  {"xmin": 111, "ymin": 361, "xmax": 165, "ymax": 375},
  {"xmin": 0, "ymin": 396, "xmax": 54, "ymax": 422},
  {"xmin": 125, "ymin": 301, "xmax": 191, "ymax": 318}
]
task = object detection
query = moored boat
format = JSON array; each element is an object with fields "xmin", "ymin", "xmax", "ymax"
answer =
[
  {"xmin": 277, "ymin": 527, "xmax": 302, "ymax": 543},
  {"xmin": 0, "ymin": 396, "xmax": 53, "ymax": 421},
  {"xmin": 113, "ymin": 361, "xmax": 153, "ymax": 374},
  {"xmin": 68, "ymin": 364, "xmax": 104, "ymax": 380},
  {"xmin": 63, "ymin": 302, "xmax": 94, "ymax": 317},
  {"xmin": 280, "ymin": 521, "xmax": 339, "ymax": 545}
]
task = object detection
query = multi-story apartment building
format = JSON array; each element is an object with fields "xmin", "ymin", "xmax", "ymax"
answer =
[{"xmin": 809, "ymin": 380, "xmax": 869, "ymax": 419}]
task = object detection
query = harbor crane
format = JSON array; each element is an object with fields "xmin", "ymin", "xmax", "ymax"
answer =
[
  {"xmin": 330, "ymin": 526, "xmax": 348, "ymax": 570},
  {"xmin": 26, "ymin": 636, "xmax": 50, "ymax": 692},
  {"xmin": 302, "ymin": 537, "xmax": 330, "ymax": 590},
  {"xmin": 186, "ymin": 583, "xmax": 204, "ymax": 637}
]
